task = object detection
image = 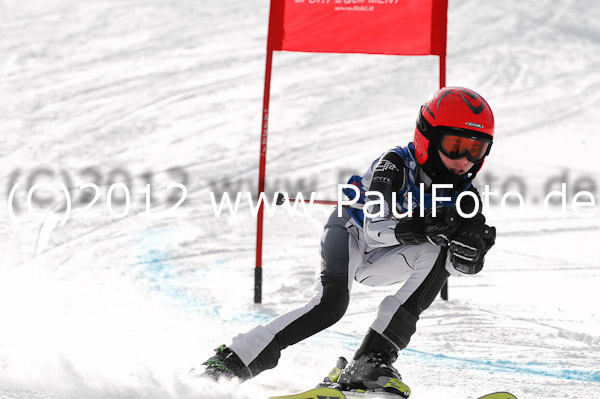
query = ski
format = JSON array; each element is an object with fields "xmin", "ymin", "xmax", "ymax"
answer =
[
  {"xmin": 267, "ymin": 387, "xmax": 407, "ymax": 399},
  {"xmin": 268, "ymin": 387, "xmax": 345, "ymax": 399},
  {"xmin": 268, "ymin": 388, "xmax": 517, "ymax": 399}
]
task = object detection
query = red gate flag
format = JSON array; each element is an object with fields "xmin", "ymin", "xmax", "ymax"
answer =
[
  {"xmin": 255, "ymin": 0, "xmax": 449, "ymax": 303},
  {"xmin": 267, "ymin": 0, "xmax": 448, "ymax": 56}
]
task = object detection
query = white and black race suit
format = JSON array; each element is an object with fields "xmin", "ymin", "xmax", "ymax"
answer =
[{"xmin": 228, "ymin": 143, "xmax": 479, "ymax": 378}]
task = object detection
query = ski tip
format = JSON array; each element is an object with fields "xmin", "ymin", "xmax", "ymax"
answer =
[{"xmin": 476, "ymin": 392, "xmax": 518, "ymax": 399}]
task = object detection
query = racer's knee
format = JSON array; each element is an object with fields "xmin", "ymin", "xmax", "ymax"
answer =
[
  {"xmin": 321, "ymin": 225, "xmax": 350, "ymax": 278},
  {"xmin": 317, "ymin": 275, "xmax": 350, "ymax": 324}
]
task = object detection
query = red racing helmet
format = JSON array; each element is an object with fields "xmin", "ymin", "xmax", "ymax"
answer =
[{"xmin": 414, "ymin": 87, "xmax": 495, "ymax": 176}]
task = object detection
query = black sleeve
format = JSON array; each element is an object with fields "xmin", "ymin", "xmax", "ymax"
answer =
[
  {"xmin": 363, "ymin": 152, "xmax": 421, "ymax": 247},
  {"xmin": 368, "ymin": 151, "xmax": 407, "ymax": 203}
]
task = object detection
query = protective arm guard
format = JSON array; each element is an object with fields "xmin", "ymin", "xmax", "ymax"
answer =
[{"xmin": 363, "ymin": 152, "xmax": 424, "ymax": 247}]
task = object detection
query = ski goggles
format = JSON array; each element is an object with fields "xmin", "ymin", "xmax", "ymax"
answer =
[{"xmin": 438, "ymin": 132, "xmax": 492, "ymax": 162}]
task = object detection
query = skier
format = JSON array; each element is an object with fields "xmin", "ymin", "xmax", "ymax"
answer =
[{"xmin": 201, "ymin": 87, "xmax": 497, "ymax": 394}]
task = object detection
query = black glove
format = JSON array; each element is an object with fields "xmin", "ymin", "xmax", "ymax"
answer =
[
  {"xmin": 448, "ymin": 213, "xmax": 496, "ymax": 274},
  {"xmin": 412, "ymin": 205, "xmax": 460, "ymax": 246}
]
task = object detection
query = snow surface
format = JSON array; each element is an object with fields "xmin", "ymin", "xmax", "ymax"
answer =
[{"xmin": 1, "ymin": 0, "xmax": 599, "ymax": 398}]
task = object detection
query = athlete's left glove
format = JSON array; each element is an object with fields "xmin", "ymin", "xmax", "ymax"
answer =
[{"xmin": 448, "ymin": 212, "xmax": 496, "ymax": 274}]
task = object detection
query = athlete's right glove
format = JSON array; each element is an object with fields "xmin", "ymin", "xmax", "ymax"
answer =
[{"xmin": 448, "ymin": 212, "xmax": 496, "ymax": 274}]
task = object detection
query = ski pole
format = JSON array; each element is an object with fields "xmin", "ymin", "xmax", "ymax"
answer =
[{"xmin": 275, "ymin": 193, "xmax": 338, "ymax": 206}]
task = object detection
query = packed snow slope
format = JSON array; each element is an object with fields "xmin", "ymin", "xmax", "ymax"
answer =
[{"xmin": 0, "ymin": 0, "xmax": 599, "ymax": 398}]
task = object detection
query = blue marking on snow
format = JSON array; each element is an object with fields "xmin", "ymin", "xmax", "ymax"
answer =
[
  {"xmin": 401, "ymin": 348, "xmax": 600, "ymax": 383},
  {"xmin": 132, "ymin": 229, "xmax": 223, "ymax": 318},
  {"xmin": 134, "ymin": 253, "xmax": 223, "ymax": 318},
  {"xmin": 132, "ymin": 236, "xmax": 275, "ymax": 324}
]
